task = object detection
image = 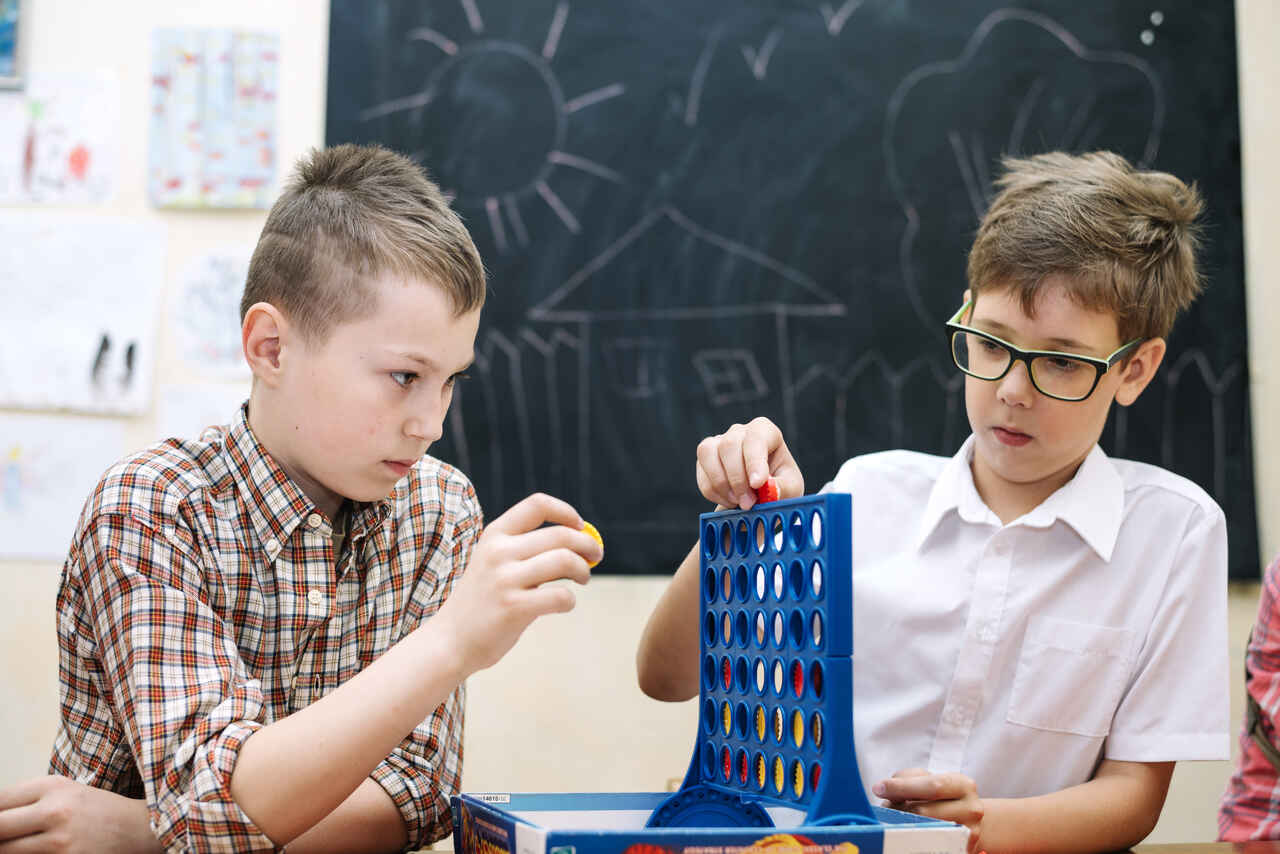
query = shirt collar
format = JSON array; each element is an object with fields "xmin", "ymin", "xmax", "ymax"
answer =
[
  {"xmin": 914, "ymin": 435, "xmax": 1124, "ymax": 562},
  {"xmin": 223, "ymin": 403, "xmax": 393, "ymax": 561}
]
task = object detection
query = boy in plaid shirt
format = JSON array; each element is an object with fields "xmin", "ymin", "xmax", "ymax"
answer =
[{"xmin": 0, "ymin": 145, "xmax": 601, "ymax": 853}]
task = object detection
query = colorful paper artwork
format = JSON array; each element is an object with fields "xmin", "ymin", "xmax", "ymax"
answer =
[
  {"xmin": 0, "ymin": 213, "xmax": 165, "ymax": 415},
  {"xmin": 0, "ymin": 71, "xmax": 120, "ymax": 203},
  {"xmin": 149, "ymin": 29, "xmax": 278, "ymax": 208},
  {"xmin": 0, "ymin": 412, "xmax": 129, "ymax": 560},
  {"xmin": 174, "ymin": 248, "xmax": 254, "ymax": 377},
  {"xmin": 0, "ymin": 0, "xmax": 19, "ymax": 87}
]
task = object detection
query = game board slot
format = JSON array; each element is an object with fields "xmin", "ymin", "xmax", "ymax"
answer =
[
  {"xmin": 810, "ymin": 660, "xmax": 825, "ymax": 700},
  {"xmin": 722, "ymin": 567, "xmax": 733, "ymax": 603},
  {"xmin": 754, "ymin": 564, "xmax": 767, "ymax": 601},
  {"xmin": 754, "ymin": 610, "xmax": 767, "ymax": 647},
  {"xmin": 810, "ymin": 711, "xmax": 824, "ymax": 749},
  {"xmin": 722, "ymin": 700, "xmax": 732, "ymax": 736},
  {"xmin": 702, "ymin": 654, "xmax": 715, "ymax": 690},
  {"xmin": 703, "ymin": 522, "xmax": 717, "ymax": 559},
  {"xmin": 788, "ymin": 511, "xmax": 806, "ymax": 551},
  {"xmin": 737, "ymin": 748, "xmax": 750, "ymax": 785},
  {"xmin": 772, "ymin": 707, "xmax": 784, "ymax": 743},
  {"xmin": 811, "ymin": 509, "xmax": 824, "ymax": 548},
  {"xmin": 722, "ymin": 746, "xmax": 732, "ymax": 782},
  {"xmin": 772, "ymin": 562, "xmax": 785, "ymax": 599},
  {"xmin": 736, "ymin": 519, "xmax": 750, "ymax": 557},
  {"xmin": 754, "ymin": 752, "xmax": 767, "ymax": 790},
  {"xmin": 735, "ymin": 611, "xmax": 749, "ymax": 648},
  {"xmin": 735, "ymin": 656, "xmax": 749, "ymax": 692},
  {"xmin": 703, "ymin": 611, "xmax": 716, "ymax": 647},
  {"xmin": 789, "ymin": 608, "xmax": 806, "ymax": 648},
  {"xmin": 704, "ymin": 566, "xmax": 717, "ymax": 603},
  {"xmin": 721, "ymin": 612, "xmax": 731, "ymax": 645},
  {"xmin": 754, "ymin": 703, "xmax": 766, "ymax": 741},
  {"xmin": 772, "ymin": 658, "xmax": 785, "ymax": 695},
  {"xmin": 810, "ymin": 761, "xmax": 822, "ymax": 793},
  {"xmin": 792, "ymin": 708, "xmax": 805, "ymax": 748},
  {"xmin": 773, "ymin": 756, "xmax": 785, "ymax": 794},
  {"xmin": 735, "ymin": 701, "xmax": 749, "ymax": 739},
  {"xmin": 771, "ymin": 514, "xmax": 785, "ymax": 552},
  {"xmin": 789, "ymin": 560, "xmax": 806, "ymax": 600},
  {"xmin": 811, "ymin": 611, "xmax": 824, "ymax": 649},
  {"xmin": 720, "ymin": 521, "xmax": 733, "ymax": 558},
  {"xmin": 754, "ymin": 657, "xmax": 766, "ymax": 694},
  {"xmin": 735, "ymin": 564, "xmax": 750, "ymax": 602},
  {"xmin": 721, "ymin": 655, "xmax": 732, "ymax": 691},
  {"xmin": 791, "ymin": 659, "xmax": 805, "ymax": 698},
  {"xmin": 811, "ymin": 559, "xmax": 824, "ymax": 599},
  {"xmin": 772, "ymin": 610, "xmax": 785, "ymax": 648},
  {"xmin": 792, "ymin": 760, "xmax": 805, "ymax": 798},
  {"xmin": 754, "ymin": 518, "xmax": 767, "ymax": 554}
]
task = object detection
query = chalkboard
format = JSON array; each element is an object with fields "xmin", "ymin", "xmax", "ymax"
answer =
[{"xmin": 326, "ymin": 0, "xmax": 1255, "ymax": 578}]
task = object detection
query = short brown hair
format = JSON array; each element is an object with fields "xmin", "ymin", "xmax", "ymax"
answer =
[
  {"xmin": 241, "ymin": 144, "xmax": 485, "ymax": 340},
  {"xmin": 967, "ymin": 151, "xmax": 1204, "ymax": 342}
]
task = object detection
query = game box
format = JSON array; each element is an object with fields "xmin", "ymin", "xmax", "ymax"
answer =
[
  {"xmin": 452, "ymin": 792, "xmax": 968, "ymax": 854},
  {"xmin": 453, "ymin": 495, "xmax": 968, "ymax": 854}
]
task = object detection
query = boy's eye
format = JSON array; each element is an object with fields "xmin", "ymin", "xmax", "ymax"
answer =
[
  {"xmin": 391, "ymin": 371, "xmax": 418, "ymax": 388},
  {"xmin": 1043, "ymin": 357, "xmax": 1080, "ymax": 373}
]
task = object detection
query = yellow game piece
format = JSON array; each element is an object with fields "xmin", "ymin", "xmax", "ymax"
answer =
[{"xmin": 581, "ymin": 521, "xmax": 603, "ymax": 567}]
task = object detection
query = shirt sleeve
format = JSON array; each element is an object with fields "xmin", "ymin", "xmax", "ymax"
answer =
[
  {"xmin": 66, "ymin": 509, "xmax": 279, "ymax": 854},
  {"xmin": 1104, "ymin": 500, "xmax": 1230, "ymax": 761},
  {"xmin": 370, "ymin": 474, "xmax": 483, "ymax": 848}
]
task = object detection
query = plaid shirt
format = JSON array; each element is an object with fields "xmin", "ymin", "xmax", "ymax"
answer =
[
  {"xmin": 1220, "ymin": 555, "xmax": 1280, "ymax": 840},
  {"xmin": 49, "ymin": 404, "xmax": 481, "ymax": 854}
]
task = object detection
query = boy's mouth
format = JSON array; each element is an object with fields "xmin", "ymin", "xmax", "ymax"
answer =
[
  {"xmin": 992, "ymin": 426, "xmax": 1032, "ymax": 447},
  {"xmin": 383, "ymin": 459, "xmax": 415, "ymax": 477}
]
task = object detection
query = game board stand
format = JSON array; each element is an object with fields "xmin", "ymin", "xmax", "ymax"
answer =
[{"xmin": 647, "ymin": 493, "xmax": 876, "ymax": 829}]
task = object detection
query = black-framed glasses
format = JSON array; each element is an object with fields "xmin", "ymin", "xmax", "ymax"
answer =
[{"xmin": 946, "ymin": 298, "xmax": 1143, "ymax": 402}]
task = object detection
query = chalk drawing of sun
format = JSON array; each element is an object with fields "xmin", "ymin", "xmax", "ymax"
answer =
[{"xmin": 359, "ymin": 0, "xmax": 625, "ymax": 253}]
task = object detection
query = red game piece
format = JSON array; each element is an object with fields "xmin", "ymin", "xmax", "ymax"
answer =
[{"xmin": 755, "ymin": 478, "xmax": 780, "ymax": 504}]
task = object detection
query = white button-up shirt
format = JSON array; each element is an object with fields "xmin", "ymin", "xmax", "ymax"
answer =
[{"xmin": 822, "ymin": 436, "xmax": 1229, "ymax": 799}]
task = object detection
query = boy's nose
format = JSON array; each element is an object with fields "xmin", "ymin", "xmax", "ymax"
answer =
[
  {"xmin": 996, "ymin": 360, "xmax": 1036, "ymax": 407},
  {"xmin": 404, "ymin": 404, "xmax": 445, "ymax": 445}
]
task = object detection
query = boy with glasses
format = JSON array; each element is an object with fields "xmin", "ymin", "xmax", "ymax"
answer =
[{"xmin": 637, "ymin": 151, "xmax": 1227, "ymax": 854}]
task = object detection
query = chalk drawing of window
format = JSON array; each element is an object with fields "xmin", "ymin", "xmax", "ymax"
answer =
[
  {"xmin": 693, "ymin": 349, "xmax": 769, "ymax": 406},
  {"xmin": 602, "ymin": 338, "xmax": 668, "ymax": 399}
]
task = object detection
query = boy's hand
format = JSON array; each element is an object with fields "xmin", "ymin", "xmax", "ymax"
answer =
[
  {"xmin": 696, "ymin": 417, "xmax": 803, "ymax": 509},
  {"xmin": 0, "ymin": 775, "xmax": 162, "ymax": 853},
  {"xmin": 875, "ymin": 769, "xmax": 984, "ymax": 854},
  {"xmin": 437, "ymin": 492, "xmax": 601, "ymax": 675}
]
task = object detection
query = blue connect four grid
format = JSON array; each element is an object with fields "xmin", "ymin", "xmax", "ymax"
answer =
[{"xmin": 647, "ymin": 493, "xmax": 876, "ymax": 829}]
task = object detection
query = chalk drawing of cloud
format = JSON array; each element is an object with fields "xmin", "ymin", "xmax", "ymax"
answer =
[{"xmin": 883, "ymin": 8, "xmax": 1164, "ymax": 334}]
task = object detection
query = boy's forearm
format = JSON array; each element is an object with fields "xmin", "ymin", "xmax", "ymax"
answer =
[
  {"xmin": 636, "ymin": 542, "xmax": 703, "ymax": 701},
  {"xmin": 230, "ymin": 620, "xmax": 466, "ymax": 846},
  {"xmin": 978, "ymin": 760, "xmax": 1173, "ymax": 854},
  {"xmin": 286, "ymin": 778, "xmax": 408, "ymax": 854}
]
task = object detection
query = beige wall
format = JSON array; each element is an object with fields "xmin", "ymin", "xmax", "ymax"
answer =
[{"xmin": 1, "ymin": 0, "xmax": 1276, "ymax": 844}]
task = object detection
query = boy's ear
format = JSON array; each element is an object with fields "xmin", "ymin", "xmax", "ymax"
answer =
[
  {"xmin": 242, "ymin": 302, "xmax": 288, "ymax": 387},
  {"xmin": 1114, "ymin": 338, "xmax": 1167, "ymax": 407}
]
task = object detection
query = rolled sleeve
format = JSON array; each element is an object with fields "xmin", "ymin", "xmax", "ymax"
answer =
[{"xmin": 369, "ymin": 684, "xmax": 465, "ymax": 849}]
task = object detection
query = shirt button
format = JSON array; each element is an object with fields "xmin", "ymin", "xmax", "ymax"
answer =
[
  {"xmin": 307, "ymin": 513, "xmax": 323, "ymax": 529},
  {"xmin": 307, "ymin": 589, "xmax": 325, "ymax": 608},
  {"xmin": 264, "ymin": 537, "xmax": 280, "ymax": 557}
]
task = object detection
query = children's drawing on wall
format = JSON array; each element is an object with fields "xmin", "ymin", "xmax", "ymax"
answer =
[
  {"xmin": 149, "ymin": 28, "xmax": 278, "ymax": 208},
  {"xmin": 0, "ymin": 413, "xmax": 128, "ymax": 560},
  {"xmin": 0, "ymin": 71, "xmax": 119, "ymax": 202},
  {"xmin": 0, "ymin": 214, "xmax": 165, "ymax": 414},
  {"xmin": 174, "ymin": 248, "xmax": 254, "ymax": 377},
  {"xmin": 0, "ymin": 0, "xmax": 20, "ymax": 87}
]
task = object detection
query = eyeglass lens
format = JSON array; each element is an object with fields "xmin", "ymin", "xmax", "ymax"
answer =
[{"xmin": 951, "ymin": 332, "xmax": 1096, "ymax": 401}]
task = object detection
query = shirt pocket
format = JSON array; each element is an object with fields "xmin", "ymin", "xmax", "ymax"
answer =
[{"xmin": 1006, "ymin": 615, "xmax": 1135, "ymax": 738}]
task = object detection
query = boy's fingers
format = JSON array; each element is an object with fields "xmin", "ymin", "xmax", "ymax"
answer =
[
  {"xmin": 741, "ymin": 429, "xmax": 773, "ymax": 490},
  {"xmin": 0, "ymin": 803, "xmax": 44, "ymax": 841},
  {"xmin": 520, "ymin": 583, "xmax": 578, "ymax": 617},
  {"xmin": 0, "ymin": 779, "xmax": 47, "ymax": 812},
  {"xmin": 876, "ymin": 772, "xmax": 967, "ymax": 803},
  {"xmin": 502, "ymin": 526, "xmax": 602, "ymax": 564},
  {"xmin": 696, "ymin": 438, "xmax": 733, "ymax": 504},
  {"xmin": 511, "ymin": 549, "xmax": 592, "ymax": 589},
  {"xmin": 487, "ymin": 493, "xmax": 582, "ymax": 536},
  {"xmin": 695, "ymin": 462, "xmax": 735, "ymax": 508},
  {"xmin": 716, "ymin": 433, "xmax": 753, "ymax": 508}
]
